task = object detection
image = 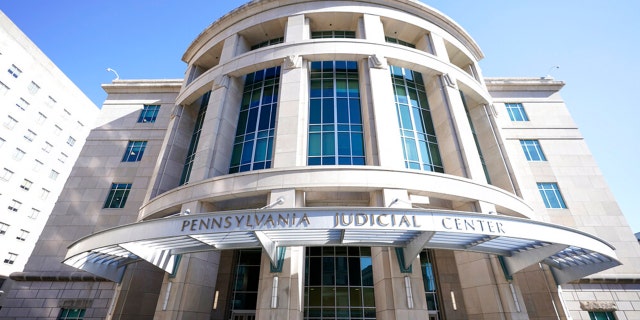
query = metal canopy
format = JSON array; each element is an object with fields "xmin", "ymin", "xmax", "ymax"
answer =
[{"xmin": 63, "ymin": 208, "xmax": 619, "ymax": 284}]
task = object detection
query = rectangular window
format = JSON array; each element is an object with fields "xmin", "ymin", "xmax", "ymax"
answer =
[
  {"xmin": 390, "ymin": 65, "xmax": 443, "ymax": 172},
  {"xmin": 311, "ymin": 31, "xmax": 356, "ymax": 38},
  {"xmin": 385, "ymin": 36, "xmax": 416, "ymax": 48},
  {"xmin": 16, "ymin": 229, "xmax": 29, "ymax": 241},
  {"xmin": 0, "ymin": 222, "xmax": 8, "ymax": 234},
  {"xmin": 137, "ymin": 105, "xmax": 160, "ymax": 123},
  {"xmin": 0, "ymin": 81, "xmax": 9, "ymax": 95},
  {"xmin": 104, "ymin": 183, "xmax": 132, "ymax": 209},
  {"xmin": 4, "ymin": 116, "xmax": 18, "ymax": 130},
  {"xmin": 122, "ymin": 141, "xmax": 147, "ymax": 162},
  {"xmin": 8, "ymin": 199, "xmax": 21, "ymax": 212},
  {"xmin": 67, "ymin": 136, "xmax": 76, "ymax": 146},
  {"xmin": 28, "ymin": 81, "xmax": 40, "ymax": 94},
  {"xmin": 8, "ymin": 64, "xmax": 21, "ymax": 78},
  {"xmin": 4, "ymin": 252, "xmax": 17, "ymax": 264},
  {"xmin": 588, "ymin": 311, "xmax": 616, "ymax": 320},
  {"xmin": 13, "ymin": 148, "xmax": 26, "ymax": 161},
  {"xmin": 58, "ymin": 152, "xmax": 68, "ymax": 163},
  {"xmin": 36, "ymin": 112, "xmax": 47, "ymax": 124},
  {"xmin": 250, "ymin": 37, "xmax": 284, "ymax": 50},
  {"xmin": 1, "ymin": 168, "xmax": 13, "ymax": 181},
  {"xmin": 63, "ymin": 108, "xmax": 71, "ymax": 118},
  {"xmin": 49, "ymin": 170, "xmax": 59, "ymax": 180},
  {"xmin": 29, "ymin": 208, "xmax": 40, "ymax": 219},
  {"xmin": 43, "ymin": 142, "xmax": 53, "ymax": 153},
  {"xmin": 47, "ymin": 96, "xmax": 57, "ymax": 108},
  {"xmin": 20, "ymin": 179, "xmax": 32, "ymax": 191},
  {"xmin": 229, "ymin": 67, "xmax": 281, "ymax": 173},
  {"xmin": 33, "ymin": 160, "xmax": 43, "ymax": 172},
  {"xmin": 58, "ymin": 308, "xmax": 86, "ymax": 320},
  {"xmin": 37, "ymin": 112, "xmax": 47, "ymax": 124},
  {"xmin": 505, "ymin": 103, "xmax": 529, "ymax": 121},
  {"xmin": 308, "ymin": 61, "xmax": 365, "ymax": 166},
  {"xmin": 54, "ymin": 125, "xmax": 62, "ymax": 135},
  {"xmin": 520, "ymin": 140, "xmax": 546, "ymax": 161},
  {"xmin": 180, "ymin": 92, "xmax": 211, "ymax": 185},
  {"xmin": 41, "ymin": 188, "xmax": 50, "ymax": 200},
  {"xmin": 537, "ymin": 182, "xmax": 567, "ymax": 209},
  {"xmin": 16, "ymin": 98, "xmax": 30, "ymax": 111},
  {"xmin": 24, "ymin": 129, "xmax": 37, "ymax": 142},
  {"xmin": 0, "ymin": 137, "xmax": 4, "ymax": 148}
]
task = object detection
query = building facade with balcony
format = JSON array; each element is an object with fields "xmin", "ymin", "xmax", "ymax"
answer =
[{"xmin": 2, "ymin": 1, "xmax": 639, "ymax": 319}]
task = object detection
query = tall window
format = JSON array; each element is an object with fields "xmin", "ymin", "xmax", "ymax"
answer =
[
  {"xmin": 311, "ymin": 31, "xmax": 355, "ymax": 39},
  {"xmin": 49, "ymin": 170, "xmax": 59, "ymax": 180},
  {"xmin": 537, "ymin": 182, "xmax": 567, "ymax": 209},
  {"xmin": 104, "ymin": 183, "xmax": 132, "ymax": 209},
  {"xmin": 461, "ymin": 91, "xmax": 490, "ymax": 183},
  {"xmin": 304, "ymin": 247, "xmax": 375, "ymax": 319},
  {"xmin": 308, "ymin": 61, "xmax": 364, "ymax": 166},
  {"xmin": 122, "ymin": 141, "xmax": 147, "ymax": 162},
  {"xmin": 421, "ymin": 250, "xmax": 441, "ymax": 318},
  {"xmin": 390, "ymin": 65, "xmax": 443, "ymax": 172},
  {"xmin": 138, "ymin": 105, "xmax": 160, "ymax": 123},
  {"xmin": 179, "ymin": 92, "xmax": 210, "ymax": 185},
  {"xmin": 230, "ymin": 249, "xmax": 261, "ymax": 316},
  {"xmin": 37, "ymin": 112, "xmax": 47, "ymax": 124},
  {"xmin": 57, "ymin": 308, "xmax": 86, "ymax": 320},
  {"xmin": 229, "ymin": 67, "xmax": 281, "ymax": 173},
  {"xmin": 520, "ymin": 140, "xmax": 546, "ymax": 161},
  {"xmin": 505, "ymin": 103, "xmax": 529, "ymax": 121}
]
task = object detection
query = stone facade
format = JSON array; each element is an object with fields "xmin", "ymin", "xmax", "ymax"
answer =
[{"xmin": 2, "ymin": 1, "xmax": 639, "ymax": 319}]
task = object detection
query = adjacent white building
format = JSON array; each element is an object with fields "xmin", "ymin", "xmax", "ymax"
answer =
[
  {"xmin": 0, "ymin": 10, "xmax": 99, "ymax": 294},
  {"xmin": 1, "ymin": 1, "xmax": 639, "ymax": 319}
]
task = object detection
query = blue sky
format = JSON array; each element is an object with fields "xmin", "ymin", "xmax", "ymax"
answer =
[{"xmin": 2, "ymin": 1, "xmax": 639, "ymax": 231}]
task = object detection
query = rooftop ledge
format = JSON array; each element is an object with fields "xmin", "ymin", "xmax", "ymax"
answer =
[{"xmin": 485, "ymin": 77, "xmax": 565, "ymax": 92}]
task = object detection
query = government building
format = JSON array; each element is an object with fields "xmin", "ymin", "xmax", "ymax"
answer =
[{"xmin": 2, "ymin": 0, "xmax": 639, "ymax": 319}]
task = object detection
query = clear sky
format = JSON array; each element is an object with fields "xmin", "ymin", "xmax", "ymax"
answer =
[{"xmin": 2, "ymin": 1, "xmax": 639, "ymax": 231}]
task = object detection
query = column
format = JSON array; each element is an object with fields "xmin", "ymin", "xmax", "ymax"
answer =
[
  {"xmin": 153, "ymin": 202, "xmax": 221, "ymax": 319},
  {"xmin": 371, "ymin": 189, "xmax": 431, "ymax": 319},
  {"xmin": 453, "ymin": 252, "xmax": 529, "ymax": 319},
  {"xmin": 256, "ymin": 189, "xmax": 305, "ymax": 320},
  {"xmin": 272, "ymin": 54, "xmax": 307, "ymax": 167}
]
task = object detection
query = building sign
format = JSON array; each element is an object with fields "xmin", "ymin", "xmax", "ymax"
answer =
[{"xmin": 176, "ymin": 209, "xmax": 510, "ymax": 237}]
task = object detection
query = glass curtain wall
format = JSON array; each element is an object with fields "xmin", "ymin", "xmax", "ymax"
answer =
[
  {"xmin": 308, "ymin": 61, "xmax": 365, "ymax": 166},
  {"xmin": 304, "ymin": 247, "xmax": 375, "ymax": 320},
  {"xmin": 229, "ymin": 67, "xmax": 281, "ymax": 173},
  {"xmin": 390, "ymin": 66, "xmax": 443, "ymax": 172}
]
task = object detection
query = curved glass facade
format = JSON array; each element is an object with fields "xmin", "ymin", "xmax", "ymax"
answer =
[
  {"xmin": 308, "ymin": 61, "xmax": 365, "ymax": 166},
  {"xmin": 230, "ymin": 67, "xmax": 281, "ymax": 173},
  {"xmin": 390, "ymin": 66, "xmax": 443, "ymax": 172}
]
